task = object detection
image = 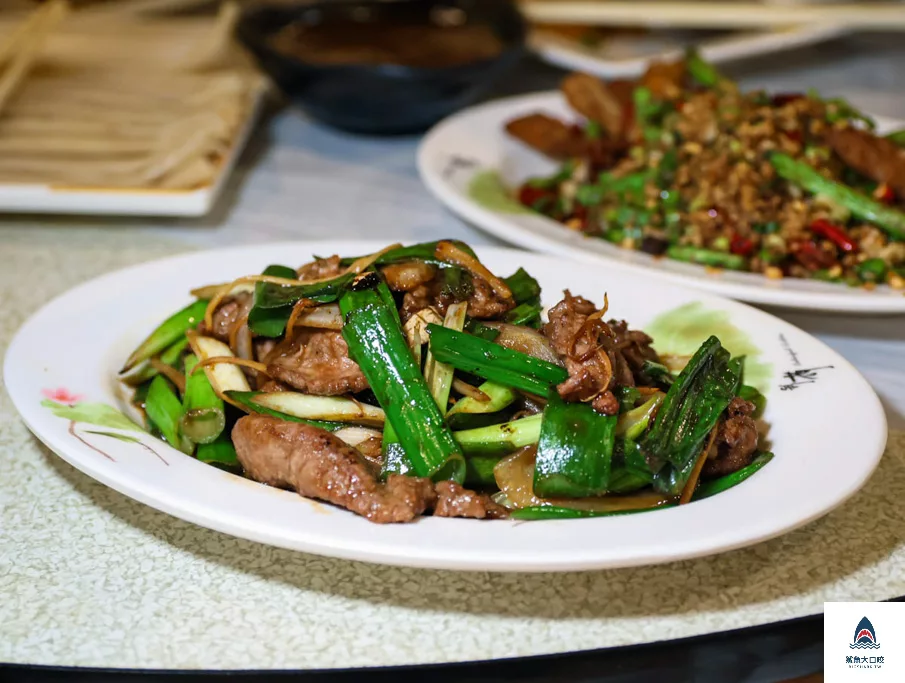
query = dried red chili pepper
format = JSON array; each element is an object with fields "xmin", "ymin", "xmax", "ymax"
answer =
[
  {"xmin": 790, "ymin": 238, "xmax": 837, "ymax": 271},
  {"xmin": 518, "ymin": 185, "xmax": 555, "ymax": 209},
  {"xmin": 873, "ymin": 182, "xmax": 896, "ymax": 204},
  {"xmin": 809, "ymin": 218, "xmax": 857, "ymax": 253},
  {"xmin": 729, "ymin": 234, "xmax": 756, "ymax": 256}
]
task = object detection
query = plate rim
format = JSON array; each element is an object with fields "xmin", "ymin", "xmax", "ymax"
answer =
[
  {"xmin": 528, "ymin": 24, "xmax": 849, "ymax": 78},
  {"xmin": 417, "ymin": 91, "xmax": 905, "ymax": 314},
  {"xmin": 4, "ymin": 240, "xmax": 889, "ymax": 572}
]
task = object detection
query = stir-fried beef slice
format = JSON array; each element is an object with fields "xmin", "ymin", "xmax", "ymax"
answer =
[
  {"xmin": 401, "ymin": 275, "xmax": 512, "ymax": 322},
  {"xmin": 257, "ymin": 378, "xmax": 291, "ymax": 392},
  {"xmin": 505, "ymin": 113, "xmax": 590, "ymax": 159},
  {"xmin": 542, "ymin": 291, "xmax": 617, "ymax": 413},
  {"xmin": 561, "ymin": 72, "xmax": 624, "ymax": 138},
  {"xmin": 542, "ymin": 292, "xmax": 659, "ymax": 413},
  {"xmin": 467, "ymin": 275, "xmax": 514, "ymax": 319},
  {"xmin": 199, "ymin": 292, "xmax": 251, "ymax": 342},
  {"xmin": 233, "ymin": 415, "xmax": 436, "ymax": 523},
  {"xmin": 401, "ymin": 282, "xmax": 446, "ymax": 322},
  {"xmin": 266, "ymin": 329, "xmax": 369, "ymax": 395},
  {"xmin": 297, "ymin": 255, "xmax": 343, "ymax": 281},
  {"xmin": 825, "ymin": 126, "xmax": 905, "ymax": 197},
  {"xmin": 433, "ymin": 481, "xmax": 508, "ymax": 519},
  {"xmin": 608, "ymin": 319, "xmax": 660, "ymax": 383},
  {"xmin": 543, "ymin": 291, "xmax": 597, "ymax": 354},
  {"xmin": 703, "ymin": 397, "xmax": 760, "ymax": 478}
]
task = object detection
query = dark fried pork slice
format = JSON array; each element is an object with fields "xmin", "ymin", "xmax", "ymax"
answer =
[
  {"xmin": 433, "ymin": 481, "xmax": 508, "ymax": 519},
  {"xmin": 505, "ymin": 113, "xmax": 590, "ymax": 159},
  {"xmin": 199, "ymin": 292, "xmax": 251, "ymax": 342},
  {"xmin": 266, "ymin": 329, "xmax": 368, "ymax": 395},
  {"xmin": 542, "ymin": 291, "xmax": 660, "ymax": 415},
  {"xmin": 825, "ymin": 126, "xmax": 905, "ymax": 197},
  {"xmin": 561, "ymin": 72, "xmax": 624, "ymax": 138},
  {"xmin": 703, "ymin": 397, "xmax": 760, "ymax": 478},
  {"xmin": 640, "ymin": 59, "xmax": 686, "ymax": 100},
  {"xmin": 297, "ymin": 254, "xmax": 343, "ymax": 281},
  {"xmin": 233, "ymin": 415, "xmax": 436, "ymax": 523}
]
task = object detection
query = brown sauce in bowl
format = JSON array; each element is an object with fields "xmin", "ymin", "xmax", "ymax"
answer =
[{"xmin": 269, "ymin": 18, "xmax": 504, "ymax": 69}]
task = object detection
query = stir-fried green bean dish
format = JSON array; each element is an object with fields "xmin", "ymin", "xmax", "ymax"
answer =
[
  {"xmin": 119, "ymin": 240, "xmax": 771, "ymax": 523},
  {"xmin": 506, "ymin": 50, "xmax": 905, "ymax": 289}
]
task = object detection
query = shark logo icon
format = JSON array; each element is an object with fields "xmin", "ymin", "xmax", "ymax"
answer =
[{"xmin": 850, "ymin": 616, "xmax": 881, "ymax": 650}]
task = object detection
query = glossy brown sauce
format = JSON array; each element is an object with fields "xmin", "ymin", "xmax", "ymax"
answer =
[{"xmin": 270, "ymin": 20, "xmax": 504, "ymax": 68}]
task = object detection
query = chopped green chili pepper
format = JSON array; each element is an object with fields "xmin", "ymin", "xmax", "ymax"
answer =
[
  {"xmin": 180, "ymin": 354, "xmax": 226, "ymax": 445},
  {"xmin": 693, "ymin": 452, "xmax": 774, "ymax": 499},
  {"xmin": 465, "ymin": 455, "xmax": 502, "ymax": 487},
  {"xmin": 533, "ymin": 395, "xmax": 617, "ymax": 498},
  {"xmin": 121, "ymin": 299, "xmax": 208, "ymax": 373},
  {"xmin": 427, "ymin": 325, "xmax": 568, "ymax": 397},
  {"xmin": 771, "ymin": 152, "xmax": 905, "ymax": 241},
  {"xmin": 666, "ymin": 245, "xmax": 747, "ymax": 270},
  {"xmin": 855, "ymin": 257, "xmax": 889, "ymax": 283},
  {"xmin": 452, "ymin": 414, "xmax": 543, "ymax": 457},
  {"xmin": 509, "ymin": 503, "xmax": 676, "ymax": 520},
  {"xmin": 196, "ymin": 432, "xmax": 240, "ymax": 470},
  {"xmin": 341, "ymin": 273, "xmax": 465, "ymax": 482},
  {"xmin": 145, "ymin": 375, "xmax": 192, "ymax": 454},
  {"xmin": 686, "ymin": 48, "xmax": 726, "ymax": 88}
]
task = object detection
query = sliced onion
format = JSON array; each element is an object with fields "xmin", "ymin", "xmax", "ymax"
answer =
[
  {"xmin": 381, "ymin": 261, "xmax": 436, "ymax": 292},
  {"xmin": 493, "ymin": 442, "xmax": 672, "ymax": 511},
  {"xmin": 485, "ymin": 322, "xmax": 564, "ymax": 367},
  {"xmin": 294, "ymin": 304, "xmax": 342, "ymax": 331},
  {"xmin": 333, "ymin": 426, "xmax": 383, "ymax": 448},
  {"xmin": 493, "ymin": 446, "xmax": 543, "ymax": 509}
]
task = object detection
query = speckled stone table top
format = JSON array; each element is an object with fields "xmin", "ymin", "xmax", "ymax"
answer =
[{"xmin": 2, "ymin": 38, "xmax": 905, "ymax": 669}]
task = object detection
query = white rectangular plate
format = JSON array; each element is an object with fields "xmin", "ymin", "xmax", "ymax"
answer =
[{"xmin": 0, "ymin": 89, "xmax": 265, "ymax": 218}]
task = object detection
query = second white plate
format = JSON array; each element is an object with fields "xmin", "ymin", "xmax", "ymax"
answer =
[
  {"xmin": 529, "ymin": 24, "xmax": 848, "ymax": 79},
  {"xmin": 418, "ymin": 92, "xmax": 905, "ymax": 313}
]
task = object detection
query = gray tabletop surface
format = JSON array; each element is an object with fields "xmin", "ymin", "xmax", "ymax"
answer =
[{"xmin": 1, "ymin": 33, "xmax": 904, "ymax": 671}]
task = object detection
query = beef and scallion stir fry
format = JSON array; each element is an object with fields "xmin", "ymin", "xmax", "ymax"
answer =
[
  {"xmin": 506, "ymin": 51, "xmax": 905, "ymax": 288},
  {"xmin": 119, "ymin": 241, "xmax": 771, "ymax": 524}
]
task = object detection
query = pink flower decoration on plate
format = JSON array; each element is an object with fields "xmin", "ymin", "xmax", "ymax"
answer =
[{"xmin": 42, "ymin": 388, "xmax": 84, "ymax": 406}]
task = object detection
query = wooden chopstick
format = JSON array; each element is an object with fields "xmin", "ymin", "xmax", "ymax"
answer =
[{"xmin": 520, "ymin": 1, "xmax": 905, "ymax": 30}]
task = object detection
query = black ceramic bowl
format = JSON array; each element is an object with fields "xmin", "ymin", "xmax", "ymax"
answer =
[{"xmin": 236, "ymin": 0, "xmax": 526, "ymax": 134}]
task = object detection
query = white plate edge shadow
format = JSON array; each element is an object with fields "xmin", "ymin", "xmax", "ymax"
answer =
[
  {"xmin": 3, "ymin": 241, "xmax": 890, "ymax": 572},
  {"xmin": 416, "ymin": 91, "xmax": 905, "ymax": 314}
]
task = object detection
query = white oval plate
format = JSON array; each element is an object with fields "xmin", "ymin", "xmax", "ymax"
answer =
[
  {"xmin": 4, "ymin": 241, "xmax": 887, "ymax": 572},
  {"xmin": 529, "ymin": 25, "xmax": 848, "ymax": 79},
  {"xmin": 418, "ymin": 92, "xmax": 905, "ymax": 313}
]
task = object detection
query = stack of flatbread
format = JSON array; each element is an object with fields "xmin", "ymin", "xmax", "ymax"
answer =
[{"xmin": 0, "ymin": 0, "xmax": 267, "ymax": 190}]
